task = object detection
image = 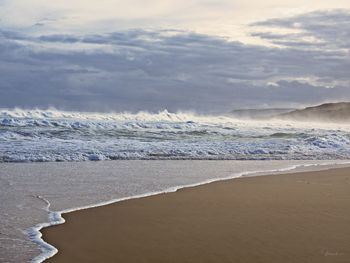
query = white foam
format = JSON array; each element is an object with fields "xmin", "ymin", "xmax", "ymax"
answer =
[{"xmin": 1, "ymin": 108, "xmax": 350, "ymax": 162}]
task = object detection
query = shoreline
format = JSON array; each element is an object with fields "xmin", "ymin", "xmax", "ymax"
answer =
[{"xmin": 36, "ymin": 161, "xmax": 350, "ymax": 263}]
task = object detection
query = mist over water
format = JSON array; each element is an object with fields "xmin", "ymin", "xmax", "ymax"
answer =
[{"xmin": 1, "ymin": 108, "xmax": 350, "ymax": 162}]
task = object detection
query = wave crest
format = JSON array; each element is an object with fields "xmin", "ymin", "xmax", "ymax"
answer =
[{"xmin": 1, "ymin": 108, "xmax": 350, "ymax": 162}]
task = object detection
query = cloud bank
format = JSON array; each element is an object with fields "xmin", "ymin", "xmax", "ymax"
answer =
[{"xmin": 0, "ymin": 9, "xmax": 349, "ymax": 113}]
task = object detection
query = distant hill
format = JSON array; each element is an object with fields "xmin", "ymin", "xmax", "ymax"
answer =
[
  {"xmin": 277, "ymin": 102, "xmax": 350, "ymax": 122},
  {"xmin": 229, "ymin": 108, "xmax": 295, "ymax": 119}
]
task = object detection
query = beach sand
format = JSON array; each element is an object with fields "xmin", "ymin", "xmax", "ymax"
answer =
[{"xmin": 42, "ymin": 167, "xmax": 350, "ymax": 263}]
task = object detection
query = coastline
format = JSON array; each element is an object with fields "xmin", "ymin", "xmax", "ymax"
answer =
[
  {"xmin": 3, "ymin": 160, "xmax": 347, "ymax": 263},
  {"xmin": 41, "ymin": 164, "xmax": 350, "ymax": 263}
]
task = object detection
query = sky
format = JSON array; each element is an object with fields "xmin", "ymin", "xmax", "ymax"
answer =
[{"xmin": 0, "ymin": 1, "xmax": 350, "ymax": 113}]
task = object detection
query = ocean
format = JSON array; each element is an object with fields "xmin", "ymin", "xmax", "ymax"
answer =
[
  {"xmin": 1, "ymin": 108, "xmax": 350, "ymax": 162},
  {"xmin": 1, "ymin": 108, "xmax": 350, "ymax": 262}
]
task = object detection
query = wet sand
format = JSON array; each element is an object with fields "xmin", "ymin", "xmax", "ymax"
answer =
[{"xmin": 42, "ymin": 167, "xmax": 350, "ymax": 263}]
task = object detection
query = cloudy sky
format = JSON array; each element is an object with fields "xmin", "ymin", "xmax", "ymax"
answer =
[{"xmin": 1, "ymin": 1, "xmax": 350, "ymax": 113}]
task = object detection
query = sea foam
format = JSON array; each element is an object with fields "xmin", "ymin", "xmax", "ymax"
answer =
[{"xmin": 1, "ymin": 108, "xmax": 350, "ymax": 162}]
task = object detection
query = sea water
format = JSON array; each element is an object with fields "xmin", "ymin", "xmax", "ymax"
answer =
[
  {"xmin": 1, "ymin": 108, "xmax": 350, "ymax": 162},
  {"xmin": 1, "ymin": 108, "xmax": 350, "ymax": 262}
]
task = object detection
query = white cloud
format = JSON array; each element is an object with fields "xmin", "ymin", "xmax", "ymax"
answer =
[{"xmin": 1, "ymin": 0, "xmax": 350, "ymax": 44}]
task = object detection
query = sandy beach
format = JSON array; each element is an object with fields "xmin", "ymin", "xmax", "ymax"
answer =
[{"xmin": 42, "ymin": 167, "xmax": 350, "ymax": 263}]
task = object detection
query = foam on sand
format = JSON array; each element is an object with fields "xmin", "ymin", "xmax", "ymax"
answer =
[{"xmin": 9, "ymin": 161, "xmax": 350, "ymax": 263}]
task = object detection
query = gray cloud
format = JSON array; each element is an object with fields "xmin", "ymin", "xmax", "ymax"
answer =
[
  {"xmin": 0, "ymin": 10, "xmax": 350, "ymax": 113},
  {"xmin": 252, "ymin": 9, "xmax": 350, "ymax": 51}
]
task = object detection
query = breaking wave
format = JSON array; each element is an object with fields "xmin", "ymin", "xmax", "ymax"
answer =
[{"xmin": 1, "ymin": 108, "xmax": 350, "ymax": 162}]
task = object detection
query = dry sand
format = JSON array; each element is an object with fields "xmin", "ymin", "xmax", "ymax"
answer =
[{"xmin": 42, "ymin": 167, "xmax": 350, "ymax": 263}]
